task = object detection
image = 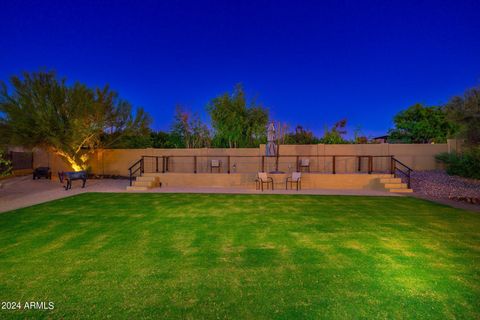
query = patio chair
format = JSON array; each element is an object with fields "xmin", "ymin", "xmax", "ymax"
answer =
[
  {"xmin": 255, "ymin": 172, "xmax": 274, "ymax": 191},
  {"xmin": 286, "ymin": 172, "xmax": 302, "ymax": 190},
  {"xmin": 299, "ymin": 158, "xmax": 310, "ymax": 172},
  {"xmin": 210, "ymin": 159, "xmax": 221, "ymax": 173}
]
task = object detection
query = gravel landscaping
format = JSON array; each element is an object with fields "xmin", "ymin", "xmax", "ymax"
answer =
[{"xmin": 411, "ymin": 170, "xmax": 480, "ymax": 206}]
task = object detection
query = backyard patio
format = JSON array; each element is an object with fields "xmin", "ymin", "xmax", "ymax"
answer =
[
  {"xmin": 1, "ymin": 2, "xmax": 479, "ymax": 318},
  {"xmin": 0, "ymin": 176, "xmax": 399, "ymax": 214},
  {"xmin": 0, "ymin": 193, "xmax": 479, "ymax": 318}
]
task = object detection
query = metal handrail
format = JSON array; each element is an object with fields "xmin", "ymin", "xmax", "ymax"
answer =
[
  {"xmin": 132, "ymin": 154, "xmax": 397, "ymax": 175},
  {"xmin": 128, "ymin": 158, "xmax": 142, "ymax": 171},
  {"xmin": 140, "ymin": 154, "xmax": 394, "ymax": 158},
  {"xmin": 391, "ymin": 157, "xmax": 413, "ymax": 188},
  {"xmin": 392, "ymin": 158, "xmax": 411, "ymax": 170},
  {"xmin": 128, "ymin": 158, "xmax": 144, "ymax": 186}
]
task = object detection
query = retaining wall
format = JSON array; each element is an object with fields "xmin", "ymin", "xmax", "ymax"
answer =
[{"xmin": 33, "ymin": 141, "xmax": 455, "ymax": 178}]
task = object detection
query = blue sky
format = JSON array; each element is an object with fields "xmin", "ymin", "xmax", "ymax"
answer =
[{"xmin": 1, "ymin": 0, "xmax": 479, "ymax": 138}]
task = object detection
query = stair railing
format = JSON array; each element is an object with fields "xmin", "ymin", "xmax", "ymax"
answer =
[
  {"xmin": 390, "ymin": 156, "xmax": 413, "ymax": 188},
  {"xmin": 128, "ymin": 157, "xmax": 144, "ymax": 186}
]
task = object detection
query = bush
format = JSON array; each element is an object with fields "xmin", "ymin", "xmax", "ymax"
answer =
[
  {"xmin": 0, "ymin": 151, "xmax": 12, "ymax": 177},
  {"xmin": 436, "ymin": 149, "xmax": 480, "ymax": 179}
]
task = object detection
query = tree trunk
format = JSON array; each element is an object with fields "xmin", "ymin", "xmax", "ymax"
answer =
[{"xmin": 54, "ymin": 149, "xmax": 89, "ymax": 171}]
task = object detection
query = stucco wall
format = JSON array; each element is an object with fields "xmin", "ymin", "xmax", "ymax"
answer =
[
  {"xmin": 155, "ymin": 172, "xmax": 391, "ymax": 190},
  {"xmin": 33, "ymin": 142, "xmax": 452, "ymax": 178}
]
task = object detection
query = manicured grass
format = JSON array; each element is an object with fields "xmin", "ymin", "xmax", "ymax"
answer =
[{"xmin": 0, "ymin": 193, "xmax": 479, "ymax": 319}]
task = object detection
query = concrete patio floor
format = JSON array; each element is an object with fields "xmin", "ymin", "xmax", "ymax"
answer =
[
  {"xmin": 0, "ymin": 175, "xmax": 408, "ymax": 214},
  {"xmin": 0, "ymin": 176, "xmax": 127, "ymax": 213}
]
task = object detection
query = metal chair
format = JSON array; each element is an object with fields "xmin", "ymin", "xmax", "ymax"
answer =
[
  {"xmin": 299, "ymin": 158, "xmax": 310, "ymax": 172},
  {"xmin": 286, "ymin": 172, "xmax": 302, "ymax": 190},
  {"xmin": 210, "ymin": 159, "xmax": 221, "ymax": 173},
  {"xmin": 255, "ymin": 172, "xmax": 274, "ymax": 191}
]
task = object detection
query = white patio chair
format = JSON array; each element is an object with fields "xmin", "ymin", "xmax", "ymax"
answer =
[
  {"xmin": 299, "ymin": 158, "xmax": 310, "ymax": 172},
  {"xmin": 255, "ymin": 172, "xmax": 274, "ymax": 191},
  {"xmin": 286, "ymin": 172, "xmax": 302, "ymax": 190},
  {"xmin": 210, "ymin": 159, "xmax": 221, "ymax": 173}
]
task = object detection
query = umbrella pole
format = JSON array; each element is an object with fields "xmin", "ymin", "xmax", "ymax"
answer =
[{"xmin": 275, "ymin": 144, "xmax": 280, "ymax": 172}]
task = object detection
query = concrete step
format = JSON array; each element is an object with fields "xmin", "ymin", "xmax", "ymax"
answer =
[
  {"xmin": 389, "ymin": 188, "xmax": 413, "ymax": 193},
  {"xmin": 384, "ymin": 183, "xmax": 407, "ymax": 189},
  {"xmin": 136, "ymin": 176, "xmax": 160, "ymax": 182},
  {"xmin": 380, "ymin": 178, "xmax": 402, "ymax": 184},
  {"xmin": 132, "ymin": 181, "xmax": 157, "ymax": 188},
  {"xmin": 126, "ymin": 186, "xmax": 149, "ymax": 191}
]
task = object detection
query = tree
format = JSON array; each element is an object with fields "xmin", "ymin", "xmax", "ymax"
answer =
[
  {"xmin": 436, "ymin": 85, "xmax": 480, "ymax": 179},
  {"xmin": 207, "ymin": 84, "xmax": 269, "ymax": 148},
  {"xmin": 353, "ymin": 126, "xmax": 368, "ymax": 144},
  {"xmin": 151, "ymin": 131, "xmax": 176, "ymax": 148},
  {"xmin": 107, "ymin": 132, "xmax": 153, "ymax": 148},
  {"xmin": 0, "ymin": 71, "xmax": 151, "ymax": 171},
  {"xmin": 388, "ymin": 103, "xmax": 457, "ymax": 143},
  {"xmin": 285, "ymin": 125, "xmax": 320, "ymax": 144},
  {"xmin": 245, "ymin": 106, "xmax": 269, "ymax": 147},
  {"xmin": 170, "ymin": 106, "xmax": 211, "ymax": 148},
  {"xmin": 445, "ymin": 85, "xmax": 480, "ymax": 146},
  {"xmin": 320, "ymin": 119, "xmax": 349, "ymax": 144}
]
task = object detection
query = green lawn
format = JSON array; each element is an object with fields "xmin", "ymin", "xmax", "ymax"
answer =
[{"xmin": 0, "ymin": 193, "xmax": 479, "ymax": 319}]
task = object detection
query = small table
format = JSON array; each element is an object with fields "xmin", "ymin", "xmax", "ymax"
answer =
[{"xmin": 268, "ymin": 172, "xmax": 289, "ymax": 189}]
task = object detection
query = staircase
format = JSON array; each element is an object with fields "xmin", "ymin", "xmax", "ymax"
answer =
[
  {"xmin": 383, "ymin": 157, "xmax": 414, "ymax": 193},
  {"xmin": 126, "ymin": 174, "xmax": 161, "ymax": 191},
  {"xmin": 125, "ymin": 156, "xmax": 162, "ymax": 191},
  {"xmin": 379, "ymin": 176, "xmax": 413, "ymax": 193}
]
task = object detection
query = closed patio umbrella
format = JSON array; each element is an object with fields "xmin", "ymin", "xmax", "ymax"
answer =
[{"xmin": 266, "ymin": 122, "xmax": 276, "ymax": 157}]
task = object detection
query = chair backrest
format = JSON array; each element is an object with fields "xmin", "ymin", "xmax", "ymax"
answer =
[
  {"xmin": 292, "ymin": 172, "xmax": 301, "ymax": 181},
  {"xmin": 300, "ymin": 158, "xmax": 310, "ymax": 166},
  {"xmin": 258, "ymin": 172, "xmax": 268, "ymax": 181},
  {"xmin": 211, "ymin": 159, "xmax": 220, "ymax": 167}
]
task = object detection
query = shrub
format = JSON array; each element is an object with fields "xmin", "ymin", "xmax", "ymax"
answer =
[
  {"xmin": 436, "ymin": 148, "xmax": 480, "ymax": 179},
  {"xmin": 0, "ymin": 151, "xmax": 12, "ymax": 177}
]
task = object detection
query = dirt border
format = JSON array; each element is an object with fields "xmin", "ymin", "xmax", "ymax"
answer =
[{"xmin": 409, "ymin": 193, "xmax": 480, "ymax": 213}]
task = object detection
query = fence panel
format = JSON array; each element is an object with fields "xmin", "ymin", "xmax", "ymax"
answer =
[{"xmin": 9, "ymin": 151, "xmax": 33, "ymax": 170}]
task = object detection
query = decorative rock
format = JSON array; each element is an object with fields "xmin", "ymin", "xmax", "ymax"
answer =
[
  {"xmin": 448, "ymin": 196, "xmax": 480, "ymax": 204},
  {"xmin": 411, "ymin": 170, "xmax": 480, "ymax": 205}
]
